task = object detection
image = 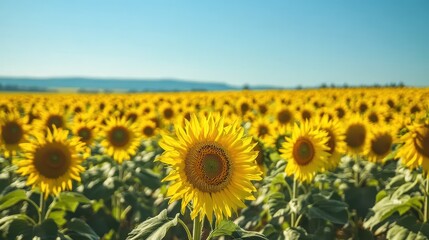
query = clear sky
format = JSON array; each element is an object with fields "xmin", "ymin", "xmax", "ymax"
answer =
[{"xmin": 0, "ymin": 0, "xmax": 428, "ymax": 87}]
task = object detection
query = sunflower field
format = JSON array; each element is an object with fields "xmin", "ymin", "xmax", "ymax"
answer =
[{"xmin": 1, "ymin": 88, "xmax": 429, "ymax": 240}]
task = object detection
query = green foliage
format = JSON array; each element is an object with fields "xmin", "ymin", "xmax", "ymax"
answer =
[
  {"xmin": 0, "ymin": 189, "xmax": 28, "ymax": 211},
  {"xmin": 209, "ymin": 220, "xmax": 268, "ymax": 240},
  {"xmin": 386, "ymin": 215, "xmax": 429, "ymax": 240},
  {"xmin": 126, "ymin": 209, "xmax": 179, "ymax": 240},
  {"xmin": 64, "ymin": 218, "xmax": 99, "ymax": 240}
]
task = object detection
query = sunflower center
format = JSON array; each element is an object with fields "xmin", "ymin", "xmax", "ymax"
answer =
[
  {"xmin": 336, "ymin": 107, "xmax": 345, "ymax": 119},
  {"xmin": 359, "ymin": 103, "xmax": 368, "ymax": 114},
  {"xmin": 411, "ymin": 105, "xmax": 420, "ymax": 114},
  {"xmin": 78, "ymin": 127, "xmax": 92, "ymax": 142},
  {"xmin": 47, "ymin": 115, "xmax": 64, "ymax": 130},
  {"xmin": 258, "ymin": 125, "xmax": 269, "ymax": 137},
  {"xmin": 1, "ymin": 122, "xmax": 23, "ymax": 144},
  {"xmin": 127, "ymin": 113, "xmax": 138, "ymax": 122},
  {"xmin": 259, "ymin": 104, "xmax": 268, "ymax": 114},
  {"xmin": 109, "ymin": 127, "xmax": 130, "ymax": 147},
  {"xmin": 202, "ymin": 154, "xmax": 224, "ymax": 179},
  {"xmin": 371, "ymin": 134, "xmax": 392, "ymax": 156},
  {"xmin": 414, "ymin": 125, "xmax": 429, "ymax": 158},
  {"xmin": 301, "ymin": 110, "xmax": 312, "ymax": 120},
  {"xmin": 185, "ymin": 142, "xmax": 231, "ymax": 193},
  {"xmin": 34, "ymin": 143, "xmax": 71, "ymax": 179},
  {"xmin": 74, "ymin": 106, "xmax": 82, "ymax": 113},
  {"xmin": 163, "ymin": 108, "xmax": 174, "ymax": 119},
  {"xmin": 293, "ymin": 138, "xmax": 315, "ymax": 166},
  {"xmin": 277, "ymin": 109, "xmax": 292, "ymax": 124},
  {"xmin": 240, "ymin": 103, "xmax": 249, "ymax": 114},
  {"xmin": 345, "ymin": 124, "xmax": 366, "ymax": 149},
  {"xmin": 368, "ymin": 113, "xmax": 379, "ymax": 123},
  {"xmin": 143, "ymin": 126, "xmax": 154, "ymax": 137}
]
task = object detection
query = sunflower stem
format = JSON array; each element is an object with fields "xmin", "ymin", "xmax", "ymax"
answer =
[
  {"xmin": 178, "ymin": 218, "xmax": 192, "ymax": 240},
  {"xmin": 424, "ymin": 177, "xmax": 429, "ymax": 223},
  {"xmin": 192, "ymin": 217, "xmax": 204, "ymax": 240},
  {"xmin": 291, "ymin": 177, "xmax": 297, "ymax": 228},
  {"xmin": 39, "ymin": 193, "xmax": 46, "ymax": 224}
]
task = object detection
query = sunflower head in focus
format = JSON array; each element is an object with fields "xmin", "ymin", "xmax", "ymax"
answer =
[
  {"xmin": 159, "ymin": 113, "xmax": 262, "ymax": 223},
  {"xmin": 280, "ymin": 121, "xmax": 330, "ymax": 183},
  {"xmin": 0, "ymin": 111, "xmax": 31, "ymax": 158},
  {"xmin": 365, "ymin": 126, "xmax": 395, "ymax": 163},
  {"xmin": 396, "ymin": 117, "xmax": 429, "ymax": 175},
  {"xmin": 16, "ymin": 126, "xmax": 86, "ymax": 198},
  {"xmin": 100, "ymin": 116, "xmax": 142, "ymax": 164}
]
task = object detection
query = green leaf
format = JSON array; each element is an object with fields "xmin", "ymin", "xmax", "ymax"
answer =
[
  {"xmin": 34, "ymin": 219, "xmax": 59, "ymax": 240},
  {"xmin": 210, "ymin": 220, "xmax": 237, "ymax": 238},
  {"xmin": 306, "ymin": 199, "xmax": 348, "ymax": 224},
  {"xmin": 268, "ymin": 192, "xmax": 288, "ymax": 218},
  {"xmin": 305, "ymin": 193, "xmax": 349, "ymax": 225},
  {"xmin": 364, "ymin": 195, "xmax": 424, "ymax": 229},
  {"xmin": 344, "ymin": 186, "xmax": 377, "ymax": 218},
  {"xmin": 209, "ymin": 220, "xmax": 268, "ymax": 240},
  {"xmin": 134, "ymin": 168, "xmax": 161, "ymax": 190},
  {"xmin": 0, "ymin": 189, "xmax": 28, "ymax": 211},
  {"xmin": 284, "ymin": 227, "xmax": 311, "ymax": 240},
  {"xmin": 375, "ymin": 190, "xmax": 387, "ymax": 203},
  {"xmin": 387, "ymin": 215, "xmax": 429, "ymax": 240},
  {"xmin": 126, "ymin": 209, "xmax": 179, "ymax": 240},
  {"xmin": 0, "ymin": 214, "xmax": 35, "ymax": 239},
  {"xmin": 64, "ymin": 218, "xmax": 99, "ymax": 240},
  {"xmin": 47, "ymin": 210, "xmax": 67, "ymax": 226},
  {"xmin": 50, "ymin": 192, "xmax": 91, "ymax": 213},
  {"xmin": 391, "ymin": 179, "xmax": 419, "ymax": 200}
]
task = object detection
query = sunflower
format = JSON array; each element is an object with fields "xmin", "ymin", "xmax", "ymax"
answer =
[
  {"xmin": 140, "ymin": 119, "xmax": 158, "ymax": 139},
  {"xmin": 364, "ymin": 107, "xmax": 386, "ymax": 125},
  {"xmin": 35, "ymin": 107, "xmax": 69, "ymax": 134},
  {"xmin": 158, "ymin": 114, "xmax": 262, "ymax": 223},
  {"xmin": 299, "ymin": 104, "xmax": 314, "ymax": 122},
  {"xmin": 344, "ymin": 116, "xmax": 369, "ymax": 157},
  {"xmin": 396, "ymin": 121, "xmax": 429, "ymax": 175},
  {"xmin": 100, "ymin": 116, "xmax": 142, "ymax": 164},
  {"xmin": 71, "ymin": 113, "xmax": 99, "ymax": 147},
  {"xmin": 273, "ymin": 104, "xmax": 295, "ymax": 132},
  {"xmin": 365, "ymin": 126, "xmax": 395, "ymax": 163},
  {"xmin": 0, "ymin": 111, "xmax": 31, "ymax": 158},
  {"xmin": 158, "ymin": 102, "xmax": 177, "ymax": 125},
  {"xmin": 248, "ymin": 117, "xmax": 276, "ymax": 147},
  {"xmin": 16, "ymin": 126, "xmax": 86, "ymax": 198},
  {"xmin": 124, "ymin": 108, "xmax": 142, "ymax": 123},
  {"xmin": 333, "ymin": 103, "xmax": 348, "ymax": 121},
  {"xmin": 236, "ymin": 97, "xmax": 252, "ymax": 116},
  {"xmin": 316, "ymin": 115, "xmax": 346, "ymax": 170},
  {"xmin": 280, "ymin": 121, "xmax": 330, "ymax": 182}
]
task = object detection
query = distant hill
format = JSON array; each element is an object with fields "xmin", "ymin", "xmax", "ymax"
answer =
[{"xmin": 0, "ymin": 77, "xmax": 249, "ymax": 92}]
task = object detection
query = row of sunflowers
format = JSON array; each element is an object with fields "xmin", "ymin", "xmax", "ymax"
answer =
[{"xmin": 0, "ymin": 88, "xmax": 428, "ymax": 239}]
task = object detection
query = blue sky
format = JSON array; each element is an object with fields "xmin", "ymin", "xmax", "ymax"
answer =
[{"xmin": 0, "ymin": 0, "xmax": 428, "ymax": 87}]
